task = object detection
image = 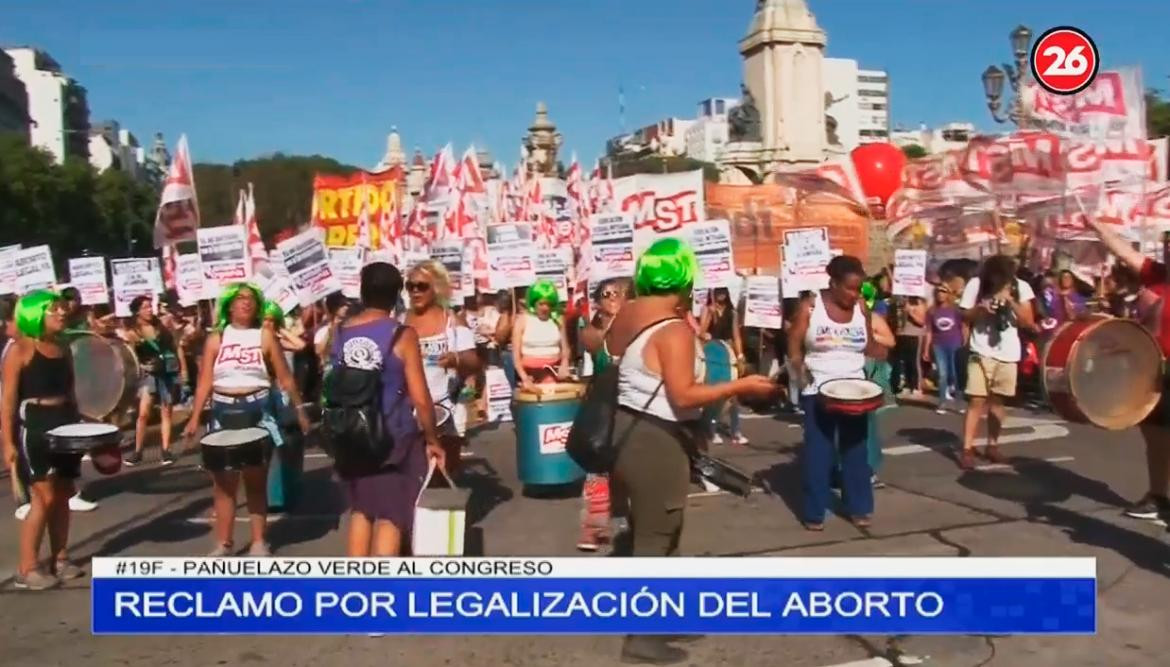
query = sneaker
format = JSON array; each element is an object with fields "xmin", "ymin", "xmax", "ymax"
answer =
[
  {"xmin": 81, "ymin": 453, "xmax": 92, "ymax": 462},
  {"xmin": 14, "ymin": 569, "xmax": 59, "ymax": 590},
  {"xmin": 1123, "ymin": 494, "xmax": 1170, "ymax": 522},
  {"xmin": 576, "ymin": 530, "xmax": 601, "ymax": 552},
  {"xmin": 851, "ymin": 515, "xmax": 873, "ymax": 528},
  {"xmin": 123, "ymin": 451, "xmax": 143, "ymax": 467},
  {"xmin": 207, "ymin": 543, "xmax": 234, "ymax": 557},
  {"xmin": 700, "ymin": 479, "xmax": 720, "ymax": 493},
  {"xmin": 160, "ymin": 450, "xmax": 176, "ymax": 466},
  {"xmin": 958, "ymin": 449, "xmax": 977, "ymax": 471},
  {"xmin": 69, "ymin": 494, "xmax": 98, "ymax": 512},
  {"xmin": 248, "ymin": 542, "xmax": 272, "ymax": 557},
  {"xmin": 871, "ymin": 475, "xmax": 886, "ymax": 489},
  {"xmin": 983, "ymin": 446, "xmax": 1007, "ymax": 464},
  {"xmin": 935, "ymin": 404, "xmax": 948, "ymax": 415},
  {"xmin": 14, "ymin": 503, "xmax": 30, "ymax": 521},
  {"xmin": 731, "ymin": 434, "xmax": 749, "ymax": 446},
  {"xmin": 709, "ymin": 434, "xmax": 724, "ymax": 446},
  {"xmin": 53, "ymin": 560, "xmax": 85, "ymax": 581}
]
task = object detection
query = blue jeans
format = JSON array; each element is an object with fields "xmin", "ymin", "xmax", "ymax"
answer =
[
  {"xmin": 800, "ymin": 394, "xmax": 872, "ymax": 523},
  {"xmin": 933, "ymin": 345, "xmax": 961, "ymax": 401},
  {"xmin": 704, "ymin": 400, "xmax": 742, "ymax": 438},
  {"xmin": 500, "ymin": 346, "xmax": 517, "ymax": 389}
]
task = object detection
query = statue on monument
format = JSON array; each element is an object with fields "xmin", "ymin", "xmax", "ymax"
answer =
[
  {"xmin": 824, "ymin": 91, "xmax": 848, "ymax": 147},
  {"xmin": 728, "ymin": 83, "xmax": 762, "ymax": 143}
]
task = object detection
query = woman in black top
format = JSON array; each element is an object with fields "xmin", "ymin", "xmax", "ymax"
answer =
[
  {"xmin": 123, "ymin": 296, "xmax": 184, "ymax": 467},
  {"xmin": 699, "ymin": 287, "xmax": 748, "ymax": 445},
  {"xmin": 1, "ymin": 291, "xmax": 85, "ymax": 590}
]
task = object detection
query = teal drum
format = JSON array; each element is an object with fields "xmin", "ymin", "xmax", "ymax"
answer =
[
  {"xmin": 267, "ymin": 397, "xmax": 307, "ymax": 512},
  {"xmin": 512, "ymin": 383, "xmax": 587, "ymax": 488},
  {"xmin": 702, "ymin": 340, "xmax": 738, "ymax": 422}
]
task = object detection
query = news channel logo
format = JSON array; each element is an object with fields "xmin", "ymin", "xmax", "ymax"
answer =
[{"xmin": 1030, "ymin": 26, "xmax": 1100, "ymax": 95}]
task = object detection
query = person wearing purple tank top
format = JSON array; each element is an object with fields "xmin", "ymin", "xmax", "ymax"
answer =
[
  {"xmin": 331, "ymin": 263, "xmax": 447, "ymax": 557},
  {"xmin": 923, "ymin": 285, "xmax": 967, "ymax": 413}
]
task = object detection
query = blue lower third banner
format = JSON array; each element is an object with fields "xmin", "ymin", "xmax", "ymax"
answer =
[{"xmin": 90, "ymin": 557, "xmax": 1096, "ymax": 635}]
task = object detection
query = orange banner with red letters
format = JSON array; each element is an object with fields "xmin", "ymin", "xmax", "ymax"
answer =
[{"xmin": 311, "ymin": 169, "xmax": 402, "ymax": 247}]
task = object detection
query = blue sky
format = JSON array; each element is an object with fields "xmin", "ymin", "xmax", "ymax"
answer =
[{"xmin": 4, "ymin": 0, "xmax": 1168, "ymax": 169}]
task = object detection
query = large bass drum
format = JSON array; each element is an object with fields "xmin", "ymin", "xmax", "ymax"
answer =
[
  {"xmin": 1042, "ymin": 315, "xmax": 1163, "ymax": 430},
  {"xmin": 67, "ymin": 332, "xmax": 140, "ymax": 422}
]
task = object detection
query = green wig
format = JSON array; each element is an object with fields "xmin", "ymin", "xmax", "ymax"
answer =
[
  {"xmin": 526, "ymin": 279, "xmax": 560, "ymax": 312},
  {"xmin": 634, "ymin": 237, "xmax": 697, "ymax": 297},
  {"xmin": 262, "ymin": 300, "xmax": 285, "ymax": 329},
  {"xmin": 861, "ymin": 282, "xmax": 878, "ymax": 310},
  {"xmin": 16, "ymin": 289, "xmax": 60, "ymax": 339},
  {"xmin": 215, "ymin": 282, "xmax": 266, "ymax": 331}
]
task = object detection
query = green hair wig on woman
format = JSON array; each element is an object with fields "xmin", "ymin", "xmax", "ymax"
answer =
[
  {"xmin": 526, "ymin": 279, "xmax": 561, "ymax": 312},
  {"xmin": 15, "ymin": 289, "xmax": 60, "ymax": 339},
  {"xmin": 262, "ymin": 300, "xmax": 285, "ymax": 329},
  {"xmin": 214, "ymin": 282, "xmax": 267, "ymax": 331},
  {"xmin": 634, "ymin": 237, "xmax": 698, "ymax": 297}
]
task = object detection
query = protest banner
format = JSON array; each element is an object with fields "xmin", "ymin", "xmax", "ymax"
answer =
[
  {"xmin": 487, "ymin": 223, "xmax": 536, "ymax": 290},
  {"xmin": 110, "ymin": 259, "xmax": 157, "ymax": 317},
  {"xmin": 705, "ymin": 183, "xmax": 870, "ymax": 273},
  {"xmin": 485, "ymin": 367, "xmax": 513, "ymax": 422},
  {"xmin": 892, "ymin": 249, "xmax": 928, "ymax": 298},
  {"xmin": 535, "ymin": 248, "xmax": 571, "ymax": 301},
  {"xmin": 1022, "ymin": 68, "xmax": 1145, "ymax": 141},
  {"xmin": 327, "ymin": 246, "xmax": 364, "ymax": 299},
  {"xmin": 258, "ymin": 272, "xmax": 300, "ymax": 315},
  {"xmin": 277, "ymin": 229, "xmax": 341, "ymax": 304},
  {"xmin": 611, "ymin": 171, "xmax": 705, "ymax": 251},
  {"xmin": 588, "ymin": 213, "xmax": 636, "ymax": 284},
  {"xmin": 780, "ymin": 227, "xmax": 832, "ymax": 296},
  {"xmin": 197, "ymin": 226, "xmax": 250, "ymax": 289},
  {"xmin": 743, "ymin": 275, "xmax": 783, "ymax": 329},
  {"xmin": 174, "ymin": 254, "xmax": 207, "ymax": 306},
  {"xmin": 312, "ymin": 169, "xmax": 402, "ymax": 247},
  {"xmin": 68, "ymin": 257, "xmax": 109, "ymax": 305},
  {"xmin": 0, "ymin": 244, "xmax": 20, "ymax": 295},
  {"xmin": 688, "ymin": 219, "xmax": 735, "ymax": 290},
  {"xmin": 431, "ymin": 240, "xmax": 467, "ymax": 300},
  {"xmin": 14, "ymin": 245, "xmax": 57, "ymax": 294}
]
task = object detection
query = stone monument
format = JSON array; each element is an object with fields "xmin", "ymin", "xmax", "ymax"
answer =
[
  {"xmin": 374, "ymin": 126, "xmax": 407, "ymax": 172},
  {"xmin": 522, "ymin": 102, "xmax": 562, "ymax": 177},
  {"xmin": 719, "ymin": 0, "xmax": 830, "ymax": 183}
]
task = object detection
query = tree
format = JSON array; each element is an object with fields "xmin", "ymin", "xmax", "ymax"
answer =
[
  {"xmin": 605, "ymin": 154, "xmax": 722, "ymax": 182},
  {"xmin": 1148, "ymin": 90, "xmax": 1170, "ymax": 138},
  {"xmin": 901, "ymin": 144, "xmax": 928, "ymax": 159}
]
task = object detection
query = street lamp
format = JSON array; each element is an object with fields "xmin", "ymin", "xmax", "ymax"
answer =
[{"xmin": 981, "ymin": 24, "xmax": 1033, "ymax": 125}]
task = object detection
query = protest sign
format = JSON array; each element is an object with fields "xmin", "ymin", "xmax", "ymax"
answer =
[
  {"xmin": 327, "ymin": 246, "xmax": 364, "ymax": 299},
  {"xmin": 258, "ymin": 272, "xmax": 300, "ymax": 315},
  {"xmin": 432, "ymin": 240, "xmax": 467, "ymax": 300},
  {"xmin": 892, "ymin": 249, "xmax": 928, "ymax": 298},
  {"xmin": 588, "ymin": 213, "xmax": 635, "ymax": 285},
  {"xmin": 487, "ymin": 223, "xmax": 536, "ymax": 290},
  {"xmin": 743, "ymin": 276, "xmax": 783, "ymax": 329},
  {"xmin": 15, "ymin": 245, "xmax": 57, "ymax": 294},
  {"xmin": 535, "ymin": 248, "xmax": 571, "ymax": 301},
  {"xmin": 197, "ymin": 226, "xmax": 250, "ymax": 289},
  {"xmin": 688, "ymin": 219, "xmax": 735, "ymax": 290},
  {"xmin": 68, "ymin": 257, "xmax": 109, "ymax": 305},
  {"xmin": 110, "ymin": 259, "xmax": 157, "ymax": 317},
  {"xmin": 0, "ymin": 244, "xmax": 20, "ymax": 295},
  {"xmin": 174, "ymin": 254, "xmax": 207, "ymax": 306},
  {"xmin": 277, "ymin": 229, "xmax": 341, "ymax": 304},
  {"xmin": 780, "ymin": 227, "xmax": 832, "ymax": 296}
]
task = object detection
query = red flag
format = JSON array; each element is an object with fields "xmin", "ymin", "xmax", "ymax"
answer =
[
  {"xmin": 153, "ymin": 134, "xmax": 200, "ymax": 248},
  {"xmin": 243, "ymin": 184, "xmax": 269, "ymax": 272}
]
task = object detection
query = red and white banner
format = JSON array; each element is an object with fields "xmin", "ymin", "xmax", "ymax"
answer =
[
  {"xmin": 611, "ymin": 170, "xmax": 705, "ymax": 251},
  {"xmin": 153, "ymin": 134, "xmax": 200, "ymax": 248},
  {"xmin": 1022, "ymin": 68, "xmax": 1146, "ymax": 140}
]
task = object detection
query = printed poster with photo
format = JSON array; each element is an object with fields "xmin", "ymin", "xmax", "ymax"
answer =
[
  {"xmin": 780, "ymin": 227, "xmax": 832, "ymax": 296},
  {"xmin": 687, "ymin": 219, "xmax": 735, "ymax": 290},
  {"xmin": 327, "ymin": 246, "xmax": 365, "ymax": 300},
  {"xmin": 68, "ymin": 256, "xmax": 109, "ymax": 305},
  {"xmin": 197, "ymin": 226, "xmax": 250, "ymax": 289},
  {"xmin": 487, "ymin": 223, "xmax": 536, "ymax": 290},
  {"xmin": 277, "ymin": 229, "xmax": 341, "ymax": 305},
  {"xmin": 534, "ymin": 248, "xmax": 571, "ymax": 301},
  {"xmin": 892, "ymin": 249, "xmax": 928, "ymax": 298},
  {"xmin": 588, "ymin": 213, "xmax": 635, "ymax": 281},
  {"xmin": 743, "ymin": 276, "xmax": 783, "ymax": 329},
  {"xmin": 110, "ymin": 258, "xmax": 157, "ymax": 317},
  {"xmin": 14, "ymin": 245, "xmax": 57, "ymax": 294}
]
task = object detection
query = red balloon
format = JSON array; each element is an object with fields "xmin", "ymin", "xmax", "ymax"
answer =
[{"xmin": 850, "ymin": 142, "xmax": 906, "ymax": 206}]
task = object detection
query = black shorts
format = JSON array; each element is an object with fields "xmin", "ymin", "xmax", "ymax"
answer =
[{"xmin": 18, "ymin": 402, "xmax": 83, "ymax": 482}]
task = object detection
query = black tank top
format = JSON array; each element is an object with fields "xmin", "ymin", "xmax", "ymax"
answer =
[
  {"xmin": 19, "ymin": 347, "xmax": 73, "ymax": 400},
  {"xmin": 710, "ymin": 307, "xmax": 736, "ymax": 342}
]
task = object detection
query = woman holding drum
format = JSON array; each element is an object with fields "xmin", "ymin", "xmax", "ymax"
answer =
[
  {"xmin": 699, "ymin": 287, "xmax": 748, "ymax": 446},
  {"xmin": 329, "ymin": 262, "xmax": 447, "ymax": 556},
  {"xmin": 123, "ymin": 296, "xmax": 184, "ymax": 467},
  {"xmin": 1, "ymin": 291, "xmax": 86, "ymax": 589},
  {"xmin": 511, "ymin": 279, "xmax": 572, "ymax": 389},
  {"xmin": 182, "ymin": 283, "xmax": 310, "ymax": 557},
  {"xmin": 787, "ymin": 255, "xmax": 885, "ymax": 530}
]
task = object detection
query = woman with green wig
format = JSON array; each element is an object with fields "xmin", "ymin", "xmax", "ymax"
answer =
[
  {"xmin": 2, "ymin": 290, "xmax": 85, "ymax": 589},
  {"xmin": 602, "ymin": 238, "xmax": 779, "ymax": 665},
  {"xmin": 511, "ymin": 278, "xmax": 572, "ymax": 388},
  {"xmin": 182, "ymin": 282, "xmax": 311, "ymax": 557}
]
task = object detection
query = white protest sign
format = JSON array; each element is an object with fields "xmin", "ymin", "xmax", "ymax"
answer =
[
  {"xmin": 258, "ymin": 272, "xmax": 300, "ymax": 315},
  {"xmin": 781, "ymin": 227, "xmax": 832, "ymax": 296},
  {"xmin": 534, "ymin": 248, "xmax": 571, "ymax": 301},
  {"xmin": 487, "ymin": 223, "xmax": 536, "ymax": 290},
  {"xmin": 432, "ymin": 240, "xmax": 467, "ymax": 301},
  {"xmin": 0, "ymin": 244, "xmax": 22, "ymax": 295},
  {"xmin": 14, "ymin": 245, "xmax": 57, "ymax": 294},
  {"xmin": 893, "ymin": 249, "xmax": 928, "ymax": 298},
  {"xmin": 327, "ymin": 246, "xmax": 364, "ymax": 300},
  {"xmin": 688, "ymin": 219, "xmax": 735, "ymax": 290},
  {"xmin": 588, "ymin": 213, "xmax": 635, "ymax": 282},
  {"xmin": 174, "ymin": 253, "xmax": 207, "ymax": 307},
  {"xmin": 197, "ymin": 226, "xmax": 250, "ymax": 289},
  {"xmin": 484, "ymin": 366, "xmax": 513, "ymax": 422},
  {"xmin": 743, "ymin": 276, "xmax": 783, "ymax": 329},
  {"xmin": 68, "ymin": 257, "xmax": 109, "ymax": 305},
  {"xmin": 110, "ymin": 258, "xmax": 157, "ymax": 317},
  {"xmin": 277, "ymin": 229, "xmax": 341, "ymax": 305}
]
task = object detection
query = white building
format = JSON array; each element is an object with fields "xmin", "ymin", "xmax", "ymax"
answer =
[
  {"xmin": 606, "ymin": 117, "xmax": 696, "ymax": 158},
  {"xmin": 684, "ymin": 97, "xmax": 738, "ymax": 162},
  {"xmin": 890, "ymin": 122, "xmax": 976, "ymax": 154},
  {"xmin": 88, "ymin": 120, "xmax": 146, "ymax": 179},
  {"xmin": 4, "ymin": 47, "xmax": 88, "ymax": 163},
  {"xmin": 823, "ymin": 58, "xmax": 890, "ymax": 151}
]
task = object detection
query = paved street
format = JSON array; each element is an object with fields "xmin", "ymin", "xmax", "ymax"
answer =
[{"xmin": 3, "ymin": 401, "xmax": 1169, "ymax": 666}]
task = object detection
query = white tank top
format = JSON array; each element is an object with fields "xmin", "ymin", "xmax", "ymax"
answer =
[
  {"xmin": 521, "ymin": 315, "xmax": 561, "ymax": 359},
  {"xmin": 617, "ymin": 319, "xmax": 704, "ymax": 422},
  {"xmin": 802, "ymin": 294, "xmax": 867, "ymax": 396},
  {"xmin": 213, "ymin": 326, "xmax": 269, "ymax": 391}
]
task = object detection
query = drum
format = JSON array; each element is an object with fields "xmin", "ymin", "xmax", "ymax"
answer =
[
  {"xmin": 694, "ymin": 454, "xmax": 753, "ymax": 497},
  {"xmin": 818, "ymin": 378, "xmax": 885, "ymax": 416},
  {"xmin": 512, "ymin": 382, "xmax": 587, "ymax": 487},
  {"xmin": 1042, "ymin": 315, "xmax": 1163, "ymax": 430},
  {"xmin": 703, "ymin": 340, "xmax": 739, "ymax": 384},
  {"xmin": 268, "ymin": 401, "xmax": 309, "ymax": 513},
  {"xmin": 47, "ymin": 422, "xmax": 123, "ymax": 475},
  {"xmin": 67, "ymin": 332, "xmax": 139, "ymax": 421},
  {"xmin": 433, "ymin": 405, "xmax": 465, "ymax": 478},
  {"xmin": 200, "ymin": 428, "xmax": 270, "ymax": 472}
]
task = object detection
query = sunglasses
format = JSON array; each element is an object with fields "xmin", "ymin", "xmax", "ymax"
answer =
[
  {"xmin": 405, "ymin": 281, "xmax": 432, "ymax": 293},
  {"xmin": 600, "ymin": 290, "xmax": 621, "ymax": 299}
]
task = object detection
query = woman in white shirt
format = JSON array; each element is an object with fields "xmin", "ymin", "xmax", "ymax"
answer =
[
  {"xmin": 182, "ymin": 283, "xmax": 310, "ymax": 557},
  {"xmin": 787, "ymin": 255, "xmax": 879, "ymax": 531},
  {"xmin": 511, "ymin": 279, "xmax": 571, "ymax": 390}
]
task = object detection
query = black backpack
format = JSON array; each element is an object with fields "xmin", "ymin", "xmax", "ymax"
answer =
[
  {"xmin": 321, "ymin": 325, "xmax": 404, "ymax": 472},
  {"xmin": 566, "ymin": 316, "xmax": 676, "ymax": 474}
]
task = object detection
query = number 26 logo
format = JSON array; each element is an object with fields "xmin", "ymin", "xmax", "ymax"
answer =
[{"xmin": 1030, "ymin": 26, "xmax": 1100, "ymax": 95}]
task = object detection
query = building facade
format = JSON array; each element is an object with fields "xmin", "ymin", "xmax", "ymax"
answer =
[
  {"xmin": 857, "ymin": 69, "xmax": 890, "ymax": 144},
  {"xmin": 0, "ymin": 50, "xmax": 29, "ymax": 141},
  {"xmin": 890, "ymin": 122, "xmax": 976, "ymax": 154},
  {"xmin": 684, "ymin": 97, "xmax": 738, "ymax": 162},
  {"xmin": 823, "ymin": 58, "xmax": 890, "ymax": 151},
  {"xmin": 4, "ymin": 47, "xmax": 90, "ymax": 163},
  {"xmin": 607, "ymin": 117, "xmax": 696, "ymax": 159},
  {"xmin": 88, "ymin": 120, "xmax": 146, "ymax": 179}
]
